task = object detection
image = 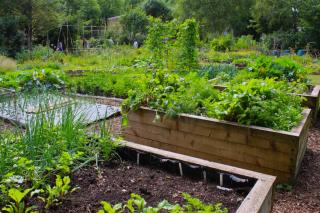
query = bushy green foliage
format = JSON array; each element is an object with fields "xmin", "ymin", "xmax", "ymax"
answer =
[
  {"xmin": 210, "ymin": 34, "xmax": 234, "ymax": 51},
  {"xmin": 0, "ymin": 15, "xmax": 26, "ymax": 57},
  {"xmin": 123, "ymin": 71, "xmax": 304, "ymax": 130},
  {"xmin": 145, "ymin": 17, "xmax": 177, "ymax": 67},
  {"xmin": 71, "ymin": 70, "xmax": 149, "ymax": 98},
  {"xmin": 234, "ymin": 35, "xmax": 257, "ymax": 50},
  {"xmin": 144, "ymin": 0, "xmax": 172, "ymax": 21},
  {"xmin": 98, "ymin": 193, "xmax": 227, "ymax": 213},
  {"xmin": 17, "ymin": 69, "xmax": 66, "ymax": 90},
  {"xmin": 145, "ymin": 17, "xmax": 168, "ymax": 63},
  {"xmin": 120, "ymin": 9, "xmax": 149, "ymax": 43},
  {"xmin": 122, "ymin": 70, "xmax": 218, "ymax": 118},
  {"xmin": 259, "ymin": 31, "xmax": 302, "ymax": 50},
  {"xmin": 176, "ymin": 19, "xmax": 199, "ymax": 71},
  {"xmin": 248, "ymin": 56, "xmax": 310, "ymax": 82},
  {"xmin": 204, "ymin": 79, "xmax": 303, "ymax": 130}
]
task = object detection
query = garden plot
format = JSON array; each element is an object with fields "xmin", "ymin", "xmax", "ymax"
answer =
[
  {"xmin": 0, "ymin": 92, "xmax": 120, "ymax": 126},
  {"xmin": 53, "ymin": 142, "xmax": 275, "ymax": 213},
  {"xmin": 124, "ymin": 107, "xmax": 311, "ymax": 183}
]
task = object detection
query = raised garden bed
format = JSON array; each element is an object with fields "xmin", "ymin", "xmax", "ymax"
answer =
[
  {"xmin": 124, "ymin": 107, "xmax": 312, "ymax": 183},
  {"xmin": 52, "ymin": 142, "xmax": 276, "ymax": 213},
  {"xmin": 213, "ymin": 84, "xmax": 320, "ymax": 122},
  {"xmin": 119, "ymin": 141, "xmax": 276, "ymax": 213}
]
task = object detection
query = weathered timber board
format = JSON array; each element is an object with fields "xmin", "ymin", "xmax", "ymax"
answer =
[
  {"xmin": 121, "ymin": 140, "xmax": 276, "ymax": 213},
  {"xmin": 124, "ymin": 107, "xmax": 311, "ymax": 183}
]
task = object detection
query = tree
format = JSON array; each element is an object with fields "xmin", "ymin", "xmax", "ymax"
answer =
[
  {"xmin": 120, "ymin": 9, "xmax": 149, "ymax": 43},
  {"xmin": 98, "ymin": 0, "xmax": 125, "ymax": 21},
  {"xmin": 251, "ymin": 0, "xmax": 299, "ymax": 34},
  {"xmin": 298, "ymin": 0, "xmax": 320, "ymax": 49},
  {"xmin": 144, "ymin": 0, "xmax": 172, "ymax": 21},
  {"xmin": 175, "ymin": 0, "xmax": 254, "ymax": 37},
  {"xmin": 80, "ymin": 0, "xmax": 101, "ymax": 24}
]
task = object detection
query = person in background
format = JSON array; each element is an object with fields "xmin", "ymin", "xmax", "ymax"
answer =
[
  {"xmin": 57, "ymin": 41, "xmax": 63, "ymax": 51},
  {"xmin": 133, "ymin": 40, "xmax": 139, "ymax": 48}
]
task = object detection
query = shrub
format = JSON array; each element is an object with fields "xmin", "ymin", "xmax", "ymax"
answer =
[
  {"xmin": 210, "ymin": 34, "xmax": 235, "ymax": 51},
  {"xmin": 234, "ymin": 35, "xmax": 257, "ymax": 50},
  {"xmin": 145, "ymin": 17, "xmax": 177, "ymax": 66},
  {"xmin": 144, "ymin": 0, "xmax": 172, "ymax": 21},
  {"xmin": 120, "ymin": 9, "xmax": 149, "ymax": 44},
  {"xmin": 248, "ymin": 55, "xmax": 310, "ymax": 82},
  {"xmin": 259, "ymin": 30, "xmax": 302, "ymax": 50}
]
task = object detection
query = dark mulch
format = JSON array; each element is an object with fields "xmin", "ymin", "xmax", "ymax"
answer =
[
  {"xmin": 53, "ymin": 160, "xmax": 244, "ymax": 213},
  {"xmin": 273, "ymin": 120, "xmax": 320, "ymax": 213}
]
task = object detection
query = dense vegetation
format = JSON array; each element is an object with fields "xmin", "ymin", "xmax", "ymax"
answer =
[
  {"xmin": 1, "ymin": 0, "xmax": 320, "ymax": 56},
  {"xmin": 0, "ymin": 0, "xmax": 319, "ymax": 212}
]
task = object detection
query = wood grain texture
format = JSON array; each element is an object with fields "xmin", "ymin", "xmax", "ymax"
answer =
[
  {"xmin": 124, "ymin": 107, "xmax": 312, "ymax": 183},
  {"xmin": 120, "ymin": 140, "xmax": 276, "ymax": 213}
]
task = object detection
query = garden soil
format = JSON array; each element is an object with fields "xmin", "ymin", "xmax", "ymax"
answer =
[
  {"xmin": 53, "ymin": 160, "xmax": 243, "ymax": 212},
  {"xmin": 273, "ymin": 120, "xmax": 320, "ymax": 213}
]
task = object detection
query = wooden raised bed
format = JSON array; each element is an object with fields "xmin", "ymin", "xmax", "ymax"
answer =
[
  {"xmin": 124, "ymin": 107, "xmax": 312, "ymax": 183},
  {"xmin": 213, "ymin": 84, "xmax": 320, "ymax": 122},
  {"xmin": 121, "ymin": 140, "xmax": 276, "ymax": 213}
]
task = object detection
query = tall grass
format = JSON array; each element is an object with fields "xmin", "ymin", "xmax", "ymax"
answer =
[{"xmin": 0, "ymin": 55, "xmax": 16, "ymax": 73}]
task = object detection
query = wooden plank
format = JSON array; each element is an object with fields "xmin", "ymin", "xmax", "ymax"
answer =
[
  {"xmin": 131, "ymin": 107, "xmax": 309, "ymax": 139},
  {"xmin": 120, "ymin": 140, "xmax": 276, "ymax": 181},
  {"xmin": 124, "ymin": 133, "xmax": 293, "ymax": 181},
  {"xmin": 236, "ymin": 179, "xmax": 273, "ymax": 213},
  {"xmin": 121, "ymin": 140, "xmax": 276, "ymax": 213},
  {"xmin": 126, "ymin": 121, "xmax": 295, "ymax": 170},
  {"xmin": 128, "ymin": 109, "xmax": 302, "ymax": 153},
  {"xmin": 125, "ymin": 107, "xmax": 311, "ymax": 182}
]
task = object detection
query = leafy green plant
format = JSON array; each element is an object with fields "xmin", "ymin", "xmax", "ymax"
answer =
[
  {"xmin": 122, "ymin": 70, "xmax": 219, "ymax": 118},
  {"xmin": 39, "ymin": 175, "xmax": 77, "ymax": 209},
  {"xmin": 205, "ymin": 78, "xmax": 303, "ymax": 130},
  {"xmin": 210, "ymin": 34, "xmax": 235, "ymax": 52},
  {"xmin": 0, "ymin": 89, "xmax": 118, "ymax": 208},
  {"xmin": 176, "ymin": 19, "xmax": 200, "ymax": 71},
  {"xmin": 16, "ymin": 45, "xmax": 60, "ymax": 63},
  {"xmin": 145, "ymin": 17, "xmax": 177, "ymax": 68},
  {"xmin": 2, "ymin": 188, "xmax": 37, "ymax": 213},
  {"xmin": 17, "ymin": 69, "xmax": 65, "ymax": 90},
  {"xmin": 234, "ymin": 35, "xmax": 257, "ymax": 50},
  {"xmin": 248, "ymin": 55, "xmax": 311, "ymax": 82},
  {"xmin": 123, "ymin": 71, "xmax": 304, "ymax": 131},
  {"xmin": 98, "ymin": 193, "xmax": 227, "ymax": 213},
  {"xmin": 198, "ymin": 64, "xmax": 237, "ymax": 82}
]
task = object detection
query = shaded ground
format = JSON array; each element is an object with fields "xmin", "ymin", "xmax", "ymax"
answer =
[
  {"xmin": 273, "ymin": 120, "xmax": 320, "ymax": 212},
  {"xmin": 53, "ymin": 160, "xmax": 243, "ymax": 213}
]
